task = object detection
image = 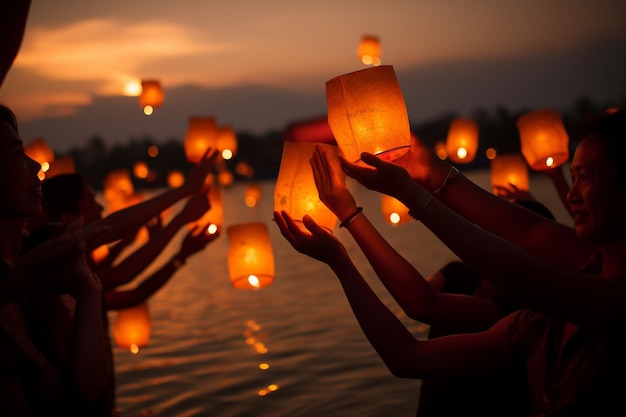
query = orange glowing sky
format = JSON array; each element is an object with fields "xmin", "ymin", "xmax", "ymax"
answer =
[{"xmin": 1, "ymin": 0, "xmax": 625, "ymax": 151}]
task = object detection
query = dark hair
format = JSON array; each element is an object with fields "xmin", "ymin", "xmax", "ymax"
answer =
[
  {"xmin": 0, "ymin": 104, "xmax": 18, "ymax": 133},
  {"xmin": 41, "ymin": 173, "xmax": 86, "ymax": 221},
  {"xmin": 583, "ymin": 110, "xmax": 626, "ymax": 189}
]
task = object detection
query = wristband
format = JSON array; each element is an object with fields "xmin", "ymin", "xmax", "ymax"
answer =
[
  {"xmin": 339, "ymin": 207, "xmax": 363, "ymax": 228},
  {"xmin": 434, "ymin": 166, "xmax": 460, "ymax": 196}
]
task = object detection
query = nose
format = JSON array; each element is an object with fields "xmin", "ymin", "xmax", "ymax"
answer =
[
  {"xmin": 566, "ymin": 180, "xmax": 580, "ymax": 207},
  {"xmin": 28, "ymin": 155, "xmax": 41, "ymax": 173}
]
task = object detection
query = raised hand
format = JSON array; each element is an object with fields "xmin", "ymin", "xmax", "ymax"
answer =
[
  {"xmin": 310, "ymin": 145, "xmax": 358, "ymax": 221},
  {"xmin": 177, "ymin": 225, "xmax": 221, "ymax": 261},
  {"xmin": 176, "ymin": 191, "xmax": 211, "ymax": 225},
  {"xmin": 493, "ymin": 183, "xmax": 535, "ymax": 202},
  {"xmin": 182, "ymin": 148, "xmax": 220, "ymax": 195}
]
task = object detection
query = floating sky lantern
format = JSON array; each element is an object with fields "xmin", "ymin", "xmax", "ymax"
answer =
[
  {"xmin": 216, "ymin": 125, "xmax": 238, "ymax": 160},
  {"xmin": 274, "ymin": 141, "xmax": 339, "ymax": 233},
  {"xmin": 446, "ymin": 118, "xmax": 479, "ymax": 164},
  {"xmin": 24, "ymin": 138, "xmax": 54, "ymax": 180},
  {"xmin": 227, "ymin": 222, "xmax": 275, "ymax": 290},
  {"xmin": 113, "ymin": 302, "xmax": 151, "ymax": 354},
  {"xmin": 45, "ymin": 156, "xmax": 76, "ymax": 179},
  {"xmin": 326, "ymin": 65, "xmax": 411, "ymax": 164},
  {"xmin": 133, "ymin": 161, "xmax": 149, "ymax": 179},
  {"xmin": 358, "ymin": 35, "xmax": 381, "ymax": 66},
  {"xmin": 235, "ymin": 161, "xmax": 255, "ymax": 178},
  {"xmin": 184, "ymin": 116, "xmax": 218, "ymax": 164},
  {"xmin": 167, "ymin": 170, "xmax": 185, "ymax": 188},
  {"xmin": 490, "ymin": 153, "xmax": 529, "ymax": 196},
  {"xmin": 381, "ymin": 194, "xmax": 411, "ymax": 225},
  {"xmin": 139, "ymin": 80, "xmax": 164, "ymax": 115},
  {"xmin": 103, "ymin": 169, "xmax": 134, "ymax": 203},
  {"xmin": 187, "ymin": 186, "xmax": 223, "ymax": 236},
  {"xmin": 517, "ymin": 109, "xmax": 570, "ymax": 171},
  {"xmin": 244, "ymin": 182, "xmax": 262, "ymax": 208}
]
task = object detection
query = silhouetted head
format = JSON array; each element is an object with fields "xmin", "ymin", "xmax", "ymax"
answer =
[
  {"xmin": 42, "ymin": 173, "xmax": 104, "ymax": 224},
  {"xmin": 567, "ymin": 110, "xmax": 626, "ymax": 242}
]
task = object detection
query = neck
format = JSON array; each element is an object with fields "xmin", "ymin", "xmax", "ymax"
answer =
[{"xmin": 0, "ymin": 218, "xmax": 28, "ymax": 264}]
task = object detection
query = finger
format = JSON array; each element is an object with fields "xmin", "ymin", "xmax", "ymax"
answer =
[{"xmin": 302, "ymin": 215, "xmax": 326, "ymax": 237}]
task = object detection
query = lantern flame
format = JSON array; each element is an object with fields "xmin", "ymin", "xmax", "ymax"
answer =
[
  {"xmin": 456, "ymin": 147, "xmax": 468, "ymax": 159},
  {"xmin": 207, "ymin": 224, "xmax": 218, "ymax": 235},
  {"xmin": 389, "ymin": 213, "xmax": 400, "ymax": 224},
  {"xmin": 546, "ymin": 157, "xmax": 554, "ymax": 167}
]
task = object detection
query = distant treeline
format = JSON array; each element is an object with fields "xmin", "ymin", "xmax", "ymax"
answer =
[{"xmin": 59, "ymin": 96, "xmax": 623, "ymax": 191}]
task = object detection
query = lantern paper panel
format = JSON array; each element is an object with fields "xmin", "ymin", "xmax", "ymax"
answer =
[
  {"xmin": 326, "ymin": 65, "xmax": 411, "ymax": 164},
  {"xmin": 381, "ymin": 194, "xmax": 411, "ymax": 225},
  {"xmin": 274, "ymin": 141, "xmax": 339, "ymax": 233},
  {"xmin": 227, "ymin": 222, "xmax": 275, "ymax": 290},
  {"xmin": 113, "ymin": 302, "xmax": 151, "ymax": 354},
  {"xmin": 446, "ymin": 118, "xmax": 479, "ymax": 164},
  {"xmin": 185, "ymin": 116, "xmax": 218, "ymax": 164},
  {"xmin": 490, "ymin": 153, "xmax": 529, "ymax": 196},
  {"xmin": 140, "ymin": 80, "xmax": 164, "ymax": 114},
  {"xmin": 517, "ymin": 109, "xmax": 570, "ymax": 171},
  {"xmin": 358, "ymin": 35, "xmax": 381, "ymax": 66},
  {"xmin": 104, "ymin": 169, "xmax": 134, "ymax": 203},
  {"xmin": 45, "ymin": 157, "xmax": 76, "ymax": 179}
]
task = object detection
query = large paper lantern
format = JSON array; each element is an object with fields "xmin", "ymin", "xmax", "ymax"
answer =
[
  {"xmin": 184, "ymin": 116, "xmax": 217, "ymax": 164},
  {"xmin": 381, "ymin": 194, "xmax": 411, "ymax": 225},
  {"xmin": 358, "ymin": 35, "xmax": 381, "ymax": 66},
  {"xmin": 274, "ymin": 141, "xmax": 339, "ymax": 233},
  {"xmin": 113, "ymin": 302, "xmax": 151, "ymax": 354},
  {"xmin": 490, "ymin": 153, "xmax": 529, "ymax": 195},
  {"xmin": 140, "ymin": 80, "xmax": 164, "ymax": 115},
  {"xmin": 24, "ymin": 138, "xmax": 55, "ymax": 179},
  {"xmin": 45, "ymin": 157, "xmax": 76, "ymax": 179},
  {"xmin": 188, "ymin": 185, "xmax": 223, "ymax": 236},
  {"xmin": 216, "ymin": 125, "xmax": 238, "ymax": 160},
  {"xmin": 227, "ymin": 222, "xmax": 275, "ymax": 290},
  {"xmin": 326, "ymin": 65, "xmax": 411, "ymax": 164},
  {"xmin": 446, "ymin": 118, "xmax": 479, "ymax": 164},
  {"xmin": 517, "ymin": 109, "xmax": 570, "ymax": 171}
]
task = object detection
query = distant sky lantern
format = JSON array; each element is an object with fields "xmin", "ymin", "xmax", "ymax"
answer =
[
  {"xmin": 216, "ymin": 125, "xmax": 238, "ymax": 160},
  {"xmin": 227, "ymin": 222, "xmax": 275, "ymax": 290},
  {"xmin": 184, "ymin": 116, "xmax": 218, "ymax": 164},
  {"xmin": 45, "ymin": 157, "xmax": 76, "ymax": 179},
  {"xmin": 147, "ymin": 145, "xmax": 159, "ymax": 157},
  {"xmin": 217, "ymin": 162, "xmax": 234, "ymax": 187},
  {"xmin": 381, "ymin": 194, "xmax": 410, "ymax": 225},
  {"xmin": 517, "ymin": 109, "xmax": 570, "ymax": 171},
  {"xmin": 24, "ymin": 138, "xmax": 55, "ymax": 180},
  {"xmin": 139, "ymin": 80, "xmax": 164, "ymax": 115},
  {"xmin": 327, "ymin": 65, "xmax": 411, "ymax": 164},
  {"xmin": 104, "ymin": 169, "xmax": 134, "ymax": 203},
  {"xmin": 235, "ymin": 161, "xmax": 255, "ymax": 178},
  {"xmin": 434, "ymin": 141, "xmax": 447, "ymax": 160},
  {"xmin": 485, "ymin": 147, "xmax": 497, "ymax": 160},
  {"xmin": 358, "ymin": 35, "xmax": 381, "ymax": 66},
  {"xmin": 244, "ymin": 182, "xmax": 262, "ymax": 207},
  {"xmin": 446, "ymin": 118, "xmax": 479, "ymax": 164},
  {"xmin": 133, "ymin": 161, "xmax": 149, "ymax": 179},
  {"xmin": 274, "ymin": 141, "xmax": 339, "ymax": 233},
  {"xmin": 490, "ymin": 153, "xmax": 529, "ymax": 195},
  {"xmin": 188, "ymin": 186, "xmax": 223, "ymax": 236},
  {"xmin": 167, "ymin": 170, "xmax": 185, "ymax": 188},
  {"xmin": 284, "ymin": 116, "xmax": 336, "ymax": 144},
  {"xmin": 113, "ymin": 302, "xmax": 151, "ymax": 354}
]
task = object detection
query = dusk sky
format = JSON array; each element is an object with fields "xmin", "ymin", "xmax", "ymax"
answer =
[{"xmin": 1, "ymin": 0, "xmax": 625, "ymax": 152}]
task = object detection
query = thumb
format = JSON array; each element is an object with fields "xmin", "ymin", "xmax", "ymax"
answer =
[{"xmin": 302, "ymin": 215, "xmax": 326, "ymax": 236}]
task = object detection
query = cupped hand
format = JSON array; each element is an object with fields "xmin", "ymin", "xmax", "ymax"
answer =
[
  {"xmin": 391, "ymin": 134, "xmax": 450, "ymax": 191},
  {"xmin": 310, "ymin": 145, "xmax": 358, "ymax": 221}
]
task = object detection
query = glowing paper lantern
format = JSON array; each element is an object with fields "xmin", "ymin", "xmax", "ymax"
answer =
[
  {"xmin": 184, "ymin": 116, "xmax": 217, "ymax": 164},
  {"xmin": 358, "ymin": 35, "xmax": 381, "ymax": 66},
  {"xmin": 517, "ymin": 109, "xmax": 570, "ymax": 171},
  {"xmin": 490, "ymin": 153, "xmax": 529, "ymax": 195},
  {"xmin": 103, "ymin": 169, "xmax": 134, "ymax": 203},
  {"xmin": 45, "ymin": 157, "xmax": 76, "ymax": 179},
  {"xmin": 381, "ymin": 194, "xmax": 410, "ymax": 225},
  {"xmin": 274, "ymin": 141, "xmax": 339, "ymax": 233},
  {"xmin": 133, "ymin": 161, "xmax": 149, "ymax": 179},
  {"xmin": 446, "ymin": 118, "xmax": 479, "ymax": 164},
  {"xmin": 188, "ymin": 186, "xmax": 223, "ymax": 236},
  {"xmin": 167, "ymin": 170, "xmax": 185, "ymax": 188},
  {"xmin": 244, "ymin": 182, "xmax": 262, "ymax": 207},
  {"xmin": 227, "ymin": 222, "xmax": 275, "ymax": 290},
  {"xmin": 113, "ymin": 302, "xmax": 151, "ymax": 354},
  {"xmin": 284, "ymin": 116, "xmax": 336, "ymax": 144},
  {"xmin": 216, "ymin": 125, "xmax": 238, "ymax": 160},
  {"xmin": 326, "ymin": 65, "xmax": 411, "ymax": 164},
  {"xmin": 140, "ymin": 80, "xmax": 164, "ymax": 115},
  {"xmin": 24, "ymin": 138, "xmax": 55, "ymax": 179}
]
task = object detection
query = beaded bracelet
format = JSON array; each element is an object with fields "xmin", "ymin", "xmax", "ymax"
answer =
[
  {"xmin": 434, "ymin": 166, "xmax": 460, "ymax": 196},
  {"xmin": 339, "ymin": 207, "xmax": 363, "ymax": 228}
]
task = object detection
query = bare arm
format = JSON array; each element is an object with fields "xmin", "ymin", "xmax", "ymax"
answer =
[{"xmin": 0, "ymin": 0, "xmax": 31, "ymax": 87}]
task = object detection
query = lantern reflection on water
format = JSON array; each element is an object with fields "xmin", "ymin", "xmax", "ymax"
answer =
[
  {"xmin": 227, "ymin": 222, "xmax": 274, "ymax": 290},
  {"xmin": 326, "ymin": 65, "xmax": 411, "ymax": 164}
]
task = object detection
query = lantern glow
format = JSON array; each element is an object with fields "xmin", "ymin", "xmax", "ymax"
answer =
[
  {"xmin": 446, "ymin": 118, "xmax": 479, "ymax": 164},
  {"xmin": 188, "ymin": 186, "xmax": 223, "ymax": 236},
  {"xmin": 216, "ymin": 125, "xmax": 238, "ymax": 160},
  {"xmin": 490, "ymin": 153, "xmax": 529, "ymax": 196},
  {"xmin": 381, "ymin": 194, "xmax": 411, "ymax": 225},
  {"xmin": 139, "ymin": 80, "xmax": 164, "ymax": 114},
  {"xmin": 358, "ymin": 35, "xmax": 381, "ymax": 66},
  {"xmin": 45, "ymin": 157, "xmax": 76, "ymax": 179},
  {"xmin": 517, "ymin": 109, "xmax": 570, "ymax": 171},
  {"xmin": 113, "ymin": 302, "xmax": 151, "ymax": 353},
  {"xmin": 184, "ymin": 116, "xmax": 218, "ymax": 164},
  {"xmin": 227, "ymin": 222, "xmax": 275, "ymax": 290},
  {"xmin": 326, "ymin": 65, "xmax": 411, "ymax": 164},
  {"xmin": 274, "ymin": 142, "xmax": 339, "ymax": 233}
]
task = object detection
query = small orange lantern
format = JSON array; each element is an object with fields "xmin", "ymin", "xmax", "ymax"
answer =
[
  {"xmin": 167, "ymin": 170, "xmax": 185, "ymax": 188},
  {"xmin": 184, "ymin": 116, "xmax": 218, "ymax": 164},
  {"xmin": 490, "ymin": 153, "xmax": 529, "ymax": 195},
  {"xmin": 104, "ymin": 169, "xmax": 134, "ymax": 203},
  {"xmin": 274, "ymin": 141, "xmax": 339, "ymax": 233},
  {"xmin": 113, "ymin": 302, "xmax": 151, "ymax": 354},
  {"xmin": 216, "ymin": 125, "xmax": 238, "ymax": 160},
  {"xmin": 235, "ymin": 161, "xmax": 255, "ymax": 178},
  {"xmin": 517, "ymin": 109, "xmax": 570, "ymax": 171},
  {"xmin": 358, "ymin": 35, "xmax": 381, "ymax": 66},
  {"xmin": 188, "ymin": 185, "xmax": 223, "ymax": 236},
  {"xmin": 45, "ymin": 157, "xmax": 76, "ymax": 179},
  {"xmin": 326, "ymin": 65, "xmax": 411, "ymax": 164},
  {"xmin": 244, "ymin": 182, "xmax": 262, "ymax": 207},
  {"xmin": 140, "ymin": 80, "xmax": 164, "ymax": 115},
  {"xmin": 381, "ymin": 194, "xmax": 411, "ymax": 225},
  {"xmin": 446, "ymin": 118, "xmax": 479, "ymax": 164},
  {"xmin": 133, "ymin": 161, "xmax": 149, "ymax": 179},
  {"xmin": 24, "ymin": 138, "xmax": 55, "ymax": 179},
  {"xmin": 227, "ymin": 222, "xmax": 275, "ymax": 290}
]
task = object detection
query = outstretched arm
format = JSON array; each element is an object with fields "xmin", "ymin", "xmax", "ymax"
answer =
[
  {"xmin": 273, "ymin": 210, "xmax": 512, "ymax": 378},
  {"xmin": 0, "ymin": 0, "xmax": 31, "ymax": 87}
]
